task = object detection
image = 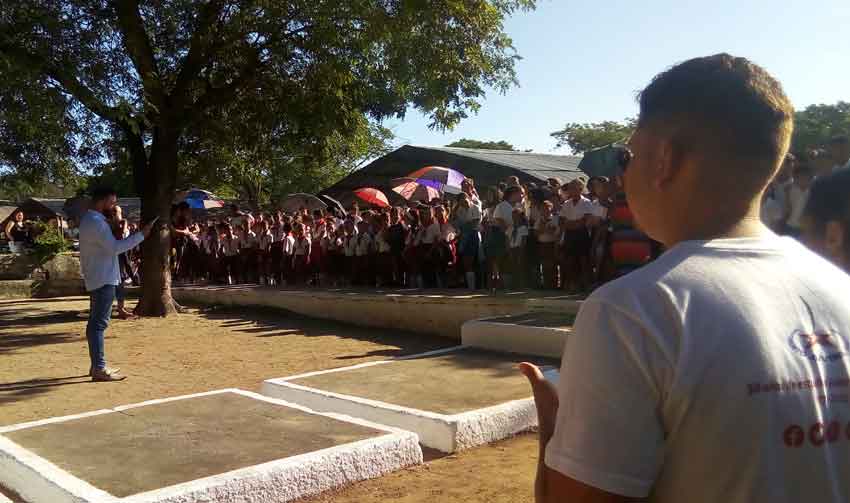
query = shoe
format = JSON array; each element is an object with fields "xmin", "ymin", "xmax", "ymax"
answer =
[
  {"xmin": 89, "ymin": 366, "xmax": 121, "ymax": 377},
  {"xmin": 92, "ymin": 368, "xmax": 126, "ymax": 382}
]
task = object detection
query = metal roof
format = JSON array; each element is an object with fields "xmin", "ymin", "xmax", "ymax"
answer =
[{"xmin": 408, "ymin": 145, "xmax": 583, "ymax": 181}]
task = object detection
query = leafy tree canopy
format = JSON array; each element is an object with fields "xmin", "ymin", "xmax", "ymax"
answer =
[
  {"xmin": 792, "ymin": 101, "xmax": 850, "ymax": 155},
  {"xmin": 0, "ymin": 0, "xmax": 536, "ymax": 314},
  {"xmin": 550, "ymin": 119, "xmax": 635, "ymax": 155},
  {"xmin": 446, "ymin": 138, "xmax": 517, "ymax": 150}
]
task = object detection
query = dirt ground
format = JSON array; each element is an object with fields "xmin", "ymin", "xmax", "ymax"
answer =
[{"xmin": 0, "ymin": 297, "xmax": 539, "ymax": 503}]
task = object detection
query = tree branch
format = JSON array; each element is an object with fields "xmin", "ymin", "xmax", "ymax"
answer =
[
  {"xmin": 0, "ymin": 42, "xmax": 123, "ymax": 124},
  {"xmin": 186, "ymin": 49, "xmax": 261, "ymax": 119},
  {"xmin": 114, "ymin": 0, "xmax": 165, "ymax": 110},
  {"xmin": 172, "ymin": 0, "xmax": 226, "ymax": 105}
]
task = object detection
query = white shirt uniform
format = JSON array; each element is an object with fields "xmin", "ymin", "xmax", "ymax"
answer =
[
  {"xmin": 559, "ymin": 196, "xmax": 594, "ymax": 222},
  {"xmin": 293, "ymin": 237, "xmax": 311, "ymax": 256},
  {"xmin": 355, "ymin": 233, "xmax": 373, "ymax": 256},
  {"xmin": 510, "ymin": 225, "xmax": 528, "ymax": 248},
  {"xmin": 786, "ymin": 184, "xmax": 809, "ymax": 229},
  {"xmin": 493, "ymin": 200, "xmax": 515, "ymax": 236},
  {"xmin": 546, "ymin": 235, "xmax": 850, "ymax": 503},
  {"xmin": 78, "ymin": 210, "xmax": 144, "ymax": 291}
]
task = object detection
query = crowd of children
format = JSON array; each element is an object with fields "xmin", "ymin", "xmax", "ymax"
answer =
[{"xmin": 166, "ymin": 174, "xmax": 656, "ymax": 294}]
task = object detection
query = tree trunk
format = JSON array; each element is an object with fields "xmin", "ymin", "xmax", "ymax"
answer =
[{"xmin": 133, "ymin": 127, "xmax": 181, "ymax": 316}]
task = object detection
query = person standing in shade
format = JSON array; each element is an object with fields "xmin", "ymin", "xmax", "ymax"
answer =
[
  {"xmin": 827, "ymin": 135, "xmax": 850, "ymax": 173},
  {"xmin": 79, "ymin": 187, "xmax": 153, "ymax": 382}
]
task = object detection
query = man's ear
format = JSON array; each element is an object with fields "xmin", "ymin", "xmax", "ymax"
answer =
[
  {"xmin": 825, "ymin": 221, "xmax": 845, "ymax": 259},
  {"xmin": 653, "ymin": 135, "xmax": 684, "ymax": 191}
]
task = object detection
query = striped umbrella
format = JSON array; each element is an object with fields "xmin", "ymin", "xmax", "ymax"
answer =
[
  {"xmin": 407, "ymin": 166, "xmax": 464, "ymax": 194},
  {"xmin": 354, "ymin": 187, "xmax": 390, "ymax": 208},
  {"xmin": 174, "ymin": 188, "xmax": 225, "ymax": 209},
  {"xmin": 391, "ymin": 178, "xmax": 441, "ymax": 202}
]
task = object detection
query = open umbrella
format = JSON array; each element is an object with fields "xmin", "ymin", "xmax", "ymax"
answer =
[
  {"xmin": 317, "ymin": 194, "xmax": 346, "ymax": 216},
  {"xmin": 576, "ymin": 144, "xmax": 629, "ymax": 178},
  {"xmin": 407, "ymin": 166, "xmax": 464, "ymax": 194},
  {"xmin": 354, "ymin": 187, "xmax": 390, "ymax": 208},
  {"xmin": 280, "ymin": 193, "xmax": 327, "ymax": 213},
  {"xmin": 174, "ymin": 188, "xmax": 225, "ymax": 209},
  {"xmin": 391, "ymin": 177, "xmax": 441, "ymax": 202}
]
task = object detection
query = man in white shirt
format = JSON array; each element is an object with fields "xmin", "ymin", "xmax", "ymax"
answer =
[
  {"xmin": 558, "ymin": 179, "xmax": 594, "ymax": 292},
  {"xmin": 79, "ymin": 187, "xmax": 152, "ymax": 382},
  {"xmin": 827, "ymin": 135, "xmax": 850, "ymax": 173},
  {"xmin": 520, "ymin": 54, "xmax": 850, "ymax": 503}
]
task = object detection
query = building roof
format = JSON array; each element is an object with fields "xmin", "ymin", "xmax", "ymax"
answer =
[
  {"xmin": 409, "ymin": 145, "xmax": 583, "ymax": 181},
  {"xmin": 320, "ymin": 145, "xmax": 584, "ymax": 207}
]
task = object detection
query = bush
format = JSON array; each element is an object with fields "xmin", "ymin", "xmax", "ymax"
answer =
[{"xmin": 31, "ymin": 222, "xmax": 70, "ymax": 263}]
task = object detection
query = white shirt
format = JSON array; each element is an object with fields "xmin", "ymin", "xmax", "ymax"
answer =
[
  {"xmin": 546, "ymin": 235, "xmax": 850, "ymax": 503},
  {"xmin": 510, "ymin": 224, "xmax": 528, "ymax": 248},
  {"xmin": 344, "ymin": 232, "xmax": 358, "ymax": 257},
  {"xmin": 257, "ymin": 232, "xmax": 274, "ymax": 251},
  {"xmin": 493, "ymin": 201, "xmax": 515, "ymax": 236},
  {"xmin": 221, "ymin": 236, "xmax": 240, "ymax": 256},
  {"xmin": 786, "ymin": 184, "xmax": 809, "ymax": 229},
  {"xmin": 589, "ymin": 199, "xmax": 608, "ymax": 219},
  {"xmin": 293, "ymin": 237, "xmax": 311, "ymax": 256},
  {"xmin": 281, "ymin": 235, "xmax": 295, "ymax": 256},
  {"xmin": 559, "ymin": 196, "xmax": 594, "ymax": 221},
  {"xmin": 79, "ymin": 210, "xmax": 144, "ymax": 291},
  {"xmin": 355, "ymin": 233, "xmax": 373, "ymax": 256},
  {"xmin": 833, "ymin": 159, "xmax": 850, "ymax": 173}
]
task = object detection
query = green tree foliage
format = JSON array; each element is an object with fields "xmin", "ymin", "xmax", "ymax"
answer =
[
  {"xmin": 550, "ymin": 119, "xmax": 636, "ymax": 154},
  {"xmin": 792, "ymin": 102, "xmax": 850, "ymax": 155},
  {"xmin": 446, "ymin": 138, "xmax": 517, "ymax": 150},
  {"xmin": 0, "ymin": 0, "xmax": 534, "ymax": 314}
]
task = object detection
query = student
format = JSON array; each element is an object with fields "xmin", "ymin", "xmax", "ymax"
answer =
[
  {"xmin": 342, "ymin": 219, "xmax": 358, "ymax": 287},
  {"xmin": 201, "ymin": 225, "xmax": 221, "ymax": 283},
  {"xmin": 534, "ymin": 201, "xmax": 560, "ymax": 289},
  {"xmin": 319, "ymin": 221, "xmax": 336, "ymax": 287},
  {"xmin": 387, "ymin": 207, "xmax": 409, "ymax": 287},
  {"xmin": 292, "ymin": 223, "xmax": 311, "ymax": 285},
  {"xmin": 801, "ymin": 168, "xmax": 850, "ymax": 271},
  {"xmin": 279, "ymin": 223, "xmax": 295, "ymax": 287},
  {"xmin": 429, "ymin": 205, "xmax": 456, "ymax": 288},
  {"xmin": 520, "ymin": 53, "xmax": 850, "ymax": 503},
  {"xmin": 827, "ymin": 135, "xmax": 850, "ymax": 173},
  {"xmin": 108, "ymin": 205, "xmax": 135, "ymax": 320},
  {"xmin": 485, "ymin": 186, "xmax": 521, "ymax": 291},
  {"xmin": 455, "ymin": 193, "xmax": 483, "ymax": 290},
  {"xmin": 330, "ymin": 225, "xmax": 346, "ymax": 287},
  {"xmin": 558, "ymin": 179, "xmax": 593, "ymax": 293},
  {"xmin": 508, "ymin": 209, "xmax": 529, "ymax": 289},
  {"xmin": 761, "ymin": 153, "xmax": 795, "ymax": 232},
  {"xmin": 220, "ymin": 224, "xmax": 241, "ymax": 284},
  {"xmin": 237, "ymin": 220, "xmax": 257, "ymax": 283},
  {"xmin": 374, "ymin": 213, "xmax": 393, "ymax": 287},
  {"xmin": 785, "ymin": 163, "xmax": 814, "ymax": 236},
  {"xmin": 256, "ymin": 220, "xmax": 274, "ymax": 285},
  {"xmin": 354, "ymin": 220, "xmax": 373, "ymax": 286}
]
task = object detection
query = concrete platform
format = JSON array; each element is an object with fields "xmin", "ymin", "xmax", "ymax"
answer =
[
  {"xmin": 461, "ymin": 312, "xmax": 574, "ymax": 358},
  {"xmin": 262, "ymin": 347, "xmax": 559, "ymax": 453},
  {"xmin": 0, "ymin": 389, "xmax": 421, "ymax": 503},
  {"xmin": 173, "ymin": 285, "xmax": 582, "ymax": 339}
]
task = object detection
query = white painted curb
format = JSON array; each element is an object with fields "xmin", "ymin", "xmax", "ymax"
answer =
[
  {"xmin": 262, "ymin": 348, "xmax": 557, "ymax": 453},
  {"xmin": 461, "ymin": 317, "xmax": 570, "ymax": 358},
  {"xmin": 0, "ymin": 389, "xmax": 422, "ymax": 503}
]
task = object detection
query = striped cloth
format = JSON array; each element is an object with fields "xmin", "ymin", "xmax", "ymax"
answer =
[{"xmin": 608, "ymin": 192, "xmax": 653, "ymax": 277}]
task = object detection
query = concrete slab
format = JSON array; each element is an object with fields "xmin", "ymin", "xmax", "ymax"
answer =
[
  {"xmin": 461, "ymin": 312, "xmax": 574, "ymax": 358},
  {"xmin": 262, "ymin": 347, "xmax": 559, "ymax": 453},
  {"xmin": 0, "ymin": 389, "xmax": 421, "ymax": 503},
  {"xmin": 173, "ymin": 285, "xmax": 583, "ymax": 339}
]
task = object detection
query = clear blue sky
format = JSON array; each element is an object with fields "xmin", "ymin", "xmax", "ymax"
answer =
[{"xmin": 384, "ymin": 0, "xmax": 850, "ymax": 154}]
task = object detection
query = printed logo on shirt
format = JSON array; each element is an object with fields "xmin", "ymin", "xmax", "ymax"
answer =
[{"xmin": 788, "ymin": 329, "xmax": 848, "ymax": 363}]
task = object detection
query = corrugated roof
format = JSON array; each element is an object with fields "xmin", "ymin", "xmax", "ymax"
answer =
[
  {"xmin": 410, "ymin": 145, "xmax": 583, "ymax": 181},
  {"xmin": 30, "ymin": 198, "xmax": 69, "ymax": 217}
]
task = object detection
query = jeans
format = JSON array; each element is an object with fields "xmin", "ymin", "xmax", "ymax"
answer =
[{"xmin": 86, "ymin": 284, "xmax": 115, "ymax": 371}]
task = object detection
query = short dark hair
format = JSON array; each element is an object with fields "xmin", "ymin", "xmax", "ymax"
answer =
[
  {"xmin": 503, "ymin": 186, "xmax": 522, "ymax": 201},
  {"xmin": 804, "ymin": 168, "xmax": 850, "ymax": 241},
  {"xmin": 91, "ymin": 186, "xmax": 117, "ymax": 204},
  {"xmin": 637, "ymin": 54, "xmax": 793, "ymax": 194}
]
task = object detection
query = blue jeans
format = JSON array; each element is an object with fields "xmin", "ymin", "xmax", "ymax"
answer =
[{"xmin": 86, "ymin": 285, "xmax": 115, "ymax": 371}]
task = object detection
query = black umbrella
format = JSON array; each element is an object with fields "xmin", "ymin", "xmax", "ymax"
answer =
[
  {"xmin": 318, "ymin": 194, "xmax": 346, "ymax": 216},
  {"xmin": 577, "ymin": 144, "xmax": 630, "ymax": 178}
]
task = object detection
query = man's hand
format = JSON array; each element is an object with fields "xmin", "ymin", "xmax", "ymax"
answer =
[{"xmin": 519, "ymin": 362, "xmax": 559, "ymax": 445}]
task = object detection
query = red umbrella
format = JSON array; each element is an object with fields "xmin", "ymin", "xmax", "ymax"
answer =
[
  {"xmin": 354, "ymin": 187, "xmax": 390, "ymax": 208},
  {"xmin": 391, "ymin": 177, "xmax": 441, "ymax": 202}
]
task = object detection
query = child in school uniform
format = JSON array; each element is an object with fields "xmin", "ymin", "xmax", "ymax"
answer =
[
  {"xmin": 319, "ymin": 221, "xmax": 336, "ymax": 287},
  {"xmin": 220, "ymin": 224, "xmax": 241, "ymax": 284},
  {"xmin": 354, "ymin": 220, "xmax": 373, "ymax": 286},
  {"xmin": 238, "ymin": 221, "xmax": 258, "ymax": 283},
  {"xmin": 256, "ymin": 220, "xmax": 275, "ymax": 285},
  {"xmin": 201, "ymin": 225, "xmax": 221, "ymax": 283},
  {"xmin": 374, "ymin": 213, "xmax": 393, "ymax": 287},
  {"xmin": 292, "ymin": 223, "xmax": 311, "ymax": 285},
  {"xmin": 508, "ymin": 209, "xmax": 529, "ymax": 289},
  {"xmin": 280, "ymin": 223, "xmax": 295, "ymax": 287},
  {"xmin": 342, "ymin": 219, "xmax": 358, "ymax": 287},
  {"xmin": 310, "ymin": 221, "xmax": 323, "ymax": 286}
]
